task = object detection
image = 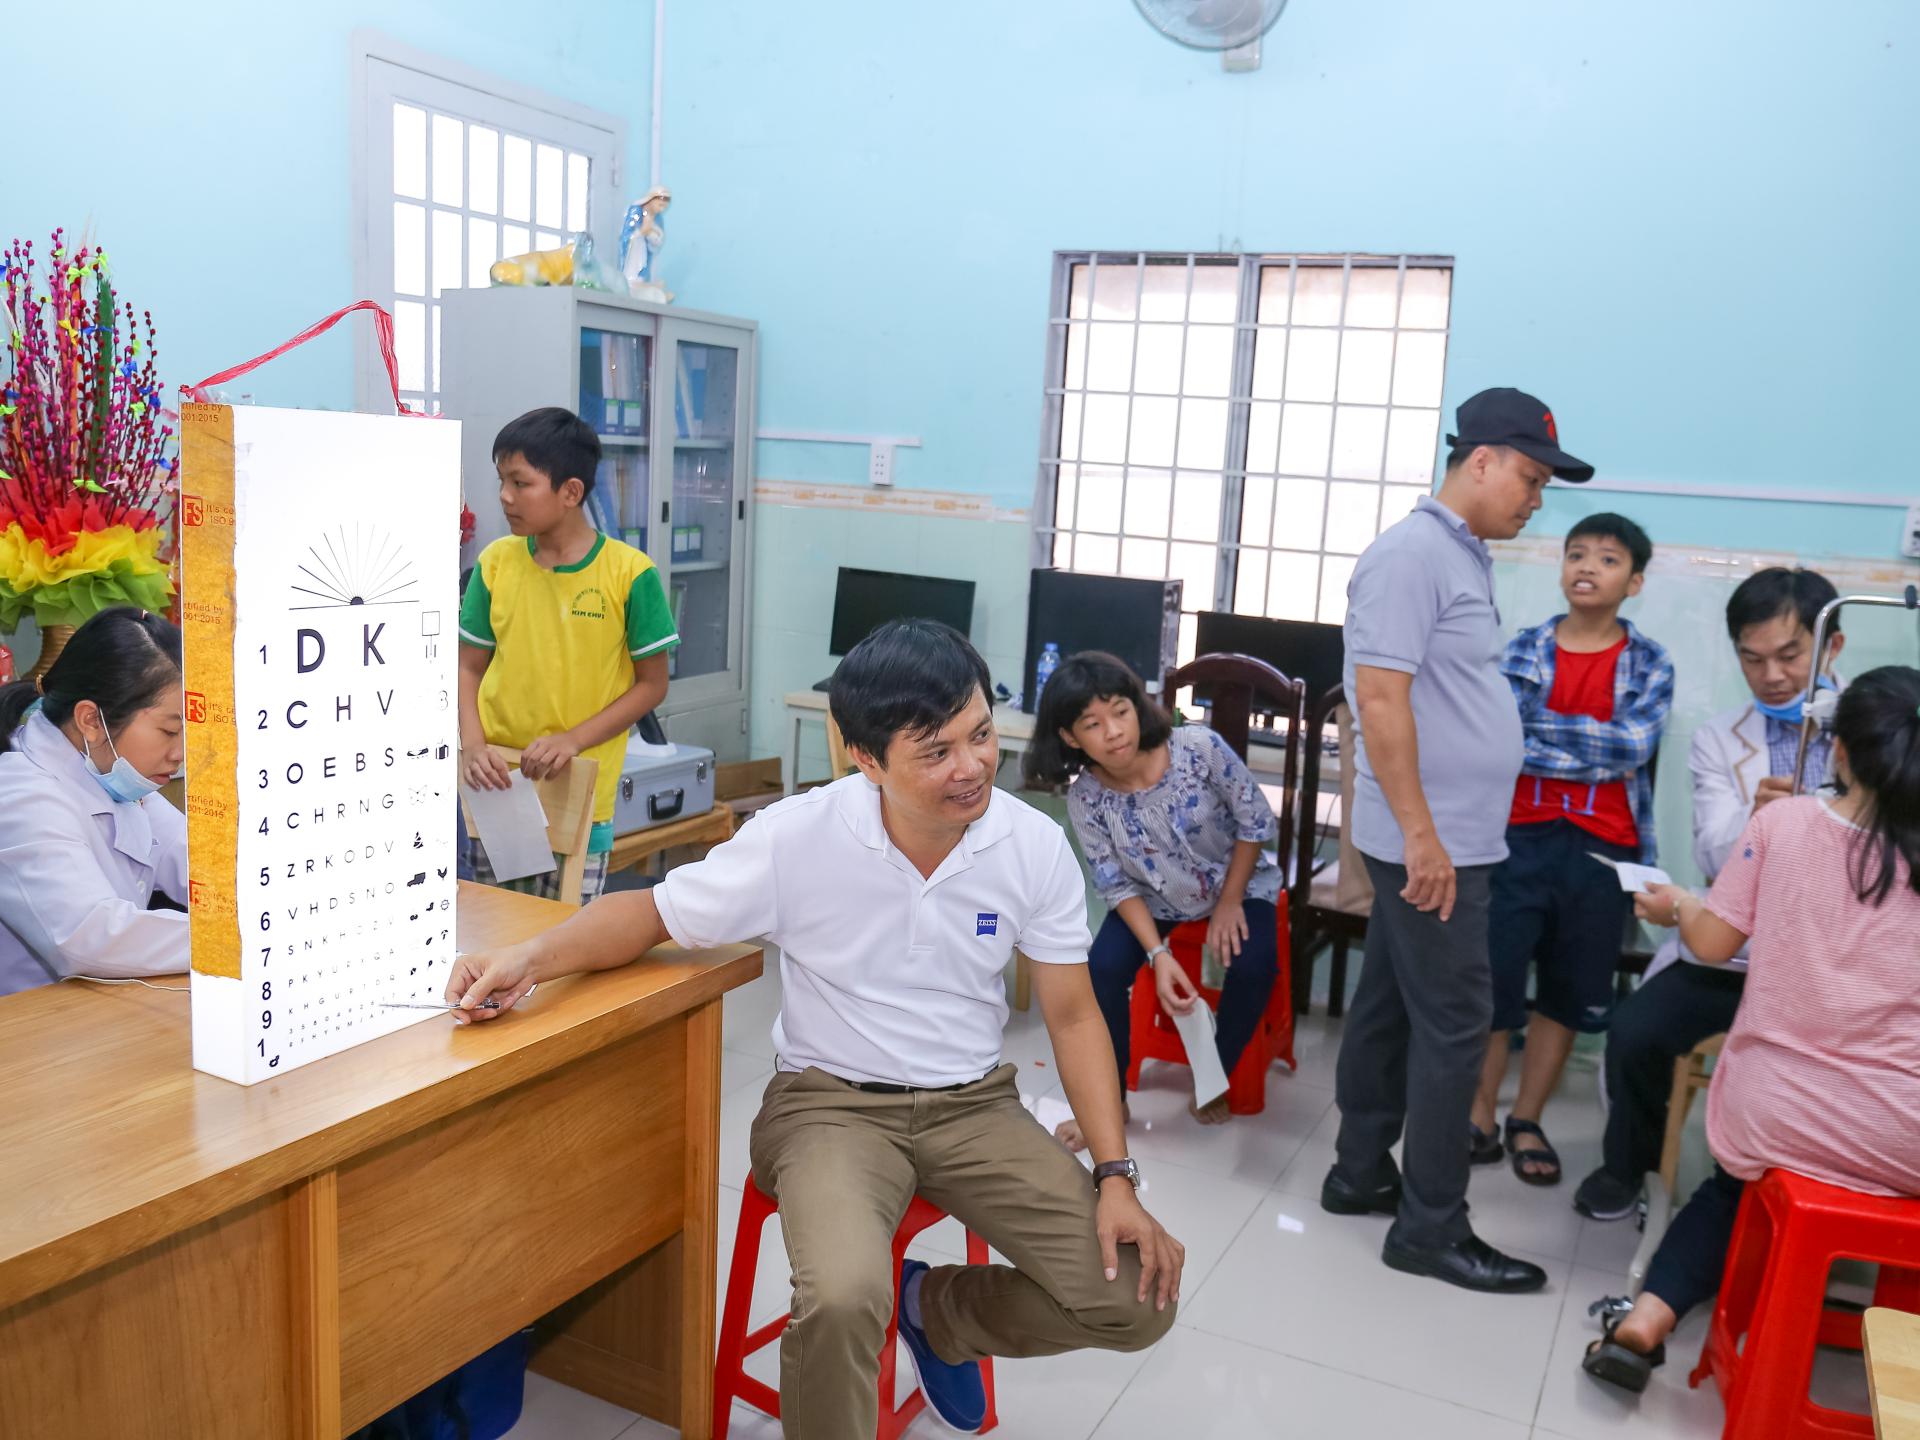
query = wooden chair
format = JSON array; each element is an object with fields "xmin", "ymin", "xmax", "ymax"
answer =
[
  {"xmin": 1163, "ymin": 650, "xmax": 1308, "ymax": 936},
  {"xmin": 1659, "ymin": 1031, "xmax": 1726, "ymax": 1201},
  {"xmin": 1167, "ymin": 653, "xmax": 1306, "ymax": 804},
  {"xmin": 825, "ymin": 713, "xmax": 858, "ymax": 781},
  {"xmin": 459, "ymin": 745, "xmax": 600, "ymax": 908},
  {"xmin": 1291, "ymin": 684, "xmax": 1371, "ymax": 1018}
]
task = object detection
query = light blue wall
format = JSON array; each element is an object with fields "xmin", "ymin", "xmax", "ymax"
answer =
[
  {"xmin": 750, "ymin": 499, "xmax": 1031, "ymax": 771},
  {"xmin": 664, "ymin": 0, "xmax": 1919, "ymax": 559},
  {"xmin": 5, "ymin": 2, "xmax": 652, "ymax": 667},
  {"xmin": 7, "ymin": 1, "xmax": 651, "ymax": 415}
]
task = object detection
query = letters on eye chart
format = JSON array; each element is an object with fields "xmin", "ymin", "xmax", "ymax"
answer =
[{"xmin": 180, "ymin": 404, "xmax": 462, "ymax": 1084}]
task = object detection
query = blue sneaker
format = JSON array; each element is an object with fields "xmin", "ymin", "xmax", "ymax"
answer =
[{"xmin": 896, "ymin": 1259, "xmax": 987, "ymax": 1432}]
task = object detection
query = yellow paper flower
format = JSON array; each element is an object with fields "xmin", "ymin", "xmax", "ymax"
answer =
[{"xmin": 0, "ymin": 522, "xmax": 167, "ymax": 591}]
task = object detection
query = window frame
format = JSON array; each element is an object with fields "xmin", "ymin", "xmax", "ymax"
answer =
[
  {"xmin": 1031, "ymin": 250, "xmax": 1455, "ymax": 634},
  {"xmin": 349, "ymin": 30, "xmax": 627, "ymax": 414}
]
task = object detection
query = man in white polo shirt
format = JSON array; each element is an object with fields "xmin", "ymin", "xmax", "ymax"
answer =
[{"xmin": 446, "ymin": 620, "xmax": 1182, "ymax": 1436}]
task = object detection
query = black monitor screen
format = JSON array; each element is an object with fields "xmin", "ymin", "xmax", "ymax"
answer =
[
  {"xmin": 828, "ymin": 568, "xmax": 977, "ymax": 656},
  {"xmin": 1021, "ymin": 570, "xmax": 1180, "ymax": 713},
  {"xmin": 1192, "ymin": 611, "xmax": 1346, "ymax": 704}
]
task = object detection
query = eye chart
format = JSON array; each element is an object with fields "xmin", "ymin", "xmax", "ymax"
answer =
[{"xmin": 180, "ymin": 404, "xmax": 461, "ymax": 1084}]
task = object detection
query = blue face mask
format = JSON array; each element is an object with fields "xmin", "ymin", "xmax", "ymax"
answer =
[
  {"xmin": 1753, "ymin": 673, "xmax": 1837, "ymax": 726},
  {"xmin": 83, "ymin": 723, "xmax": 164, "ymax": 805}
]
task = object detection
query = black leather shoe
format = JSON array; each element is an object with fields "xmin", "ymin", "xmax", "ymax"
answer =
[
  {"xmin": 1320, "ymin": 1166, "xmax": 1402, "ymax": 1217},
  {"xmin": 1381, "ymin": 1233, "xmax": 1547, "ymax": 1293}
]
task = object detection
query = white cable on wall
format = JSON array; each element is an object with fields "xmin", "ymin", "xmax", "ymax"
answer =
[
  {"xmin": 650, "ymin": 0, "xmax": 665, "ymax": 190},
  {"xmin": 1578, "ymin": 479, "xmax": 1906, "ymax": 510}
]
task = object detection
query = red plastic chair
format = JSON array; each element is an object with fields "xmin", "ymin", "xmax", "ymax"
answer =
[
  {"xmin": 713, "ymin": 1174, "xmax": 1000, "ymax": 1440},
  {"xmin": 1125, "ymin": 892, "xmax": 1295, "ymax": 1115},
  {"xmin": 1688, "ymin": 1167, "xmax": 1920, "ymax": 1438}
]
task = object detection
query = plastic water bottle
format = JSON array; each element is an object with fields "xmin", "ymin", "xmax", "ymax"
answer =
[{"xmin": 1034, "ymin": 642, "xmax": 1061, "ymax": 705}]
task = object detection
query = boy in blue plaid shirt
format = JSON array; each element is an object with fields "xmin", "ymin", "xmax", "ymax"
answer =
[{"xmin": 1469, "ymin": 514, "xmax": 1674, "ymax": 1185}]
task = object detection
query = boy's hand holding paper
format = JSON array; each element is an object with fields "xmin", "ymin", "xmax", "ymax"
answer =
[{"xmin": 462, "ymin": 742, "xmax": 513, "ymax": 791}]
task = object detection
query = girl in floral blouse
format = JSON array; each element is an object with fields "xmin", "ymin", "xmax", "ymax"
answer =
[{"xmin": 1026, "ymin": 652, "xmax": 1282, "ymax": 1142}]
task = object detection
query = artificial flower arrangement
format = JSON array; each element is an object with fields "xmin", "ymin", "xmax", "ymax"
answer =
[{"xmin": 0, "ymin": 229, "xmax": 177, "ymax": 632}]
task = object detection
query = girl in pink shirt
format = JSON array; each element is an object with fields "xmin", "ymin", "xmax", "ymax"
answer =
[{"xmin": 1583, "ymin": 665, "xmax": 1920, "ymax": 1395}]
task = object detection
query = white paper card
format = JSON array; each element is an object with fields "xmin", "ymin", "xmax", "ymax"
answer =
[
  {"xmin": 1589, "ymin": 852, "xmax": 1673, "ymax": 893},
  {"xmin": 461, "ymin": 773, "xmax": 556, "ymax": 882},
  {"xmin": 1171, "ymin": 1002, "xmax": 1231, "ymax": 1109},
  {"xmin": 1022, "ymin": 1093, "xmax": 1078, "ymax": 1138}
]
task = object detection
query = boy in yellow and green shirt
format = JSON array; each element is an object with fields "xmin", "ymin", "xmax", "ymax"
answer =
[{"xmin": 458, "ymin": 407, "xmax": 678, "ymax": 903}]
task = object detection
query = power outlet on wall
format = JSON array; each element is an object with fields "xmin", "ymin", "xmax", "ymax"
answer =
[
  {"xmin": 868, "ymin": 441, "xmax": 896, "ymax": 487},
  {"xmin": 1903, "ymin": 502, "xmax": 1920, "ymax": 560}
]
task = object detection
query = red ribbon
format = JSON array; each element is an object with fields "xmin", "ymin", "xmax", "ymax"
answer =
[{"xmin": 181, "ymin": 300, "xmax": 419, "ymax": 414}]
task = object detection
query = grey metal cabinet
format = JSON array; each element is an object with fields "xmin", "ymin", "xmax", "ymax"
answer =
[{"xmin": 441, "ymin": 287, "xmax": 757, "ymax": 759}]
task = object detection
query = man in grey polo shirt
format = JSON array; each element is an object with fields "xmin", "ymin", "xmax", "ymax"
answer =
[{"xmin": 1321, "ymin": 387, "xmax": 1594, "ymax": 1293}]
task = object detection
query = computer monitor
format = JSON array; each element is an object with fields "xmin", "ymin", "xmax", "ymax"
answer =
[
  {"xmin": 1191, "ymin": 611, "xmax": 1346, "ymax": 705},
  {"xmin": 828, "ymin": 567, "xmax": 977, "ymax": 656},
  {"xmin": 1021, "ymin": 570, "xmax": 1183, "ymax": 713}
]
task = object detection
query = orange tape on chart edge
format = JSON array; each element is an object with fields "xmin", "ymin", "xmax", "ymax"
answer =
[{"xmin": 180, "ymin": 404, "xmax": 242, "ymax": 979}]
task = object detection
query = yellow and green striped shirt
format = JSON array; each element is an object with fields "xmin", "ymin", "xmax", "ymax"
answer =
[{"xmin": 459, "ymin": 533, "xmax": 678, "ymax": 850}]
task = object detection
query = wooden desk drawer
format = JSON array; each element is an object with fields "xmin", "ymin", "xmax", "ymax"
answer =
[
  {"xmin": 337, "ymin": 1020, "xmax": 686, "ymax": 1430},
  {"xmin": 0, "ymin": 1194, "xmax": 296, "ymax": 1438}
]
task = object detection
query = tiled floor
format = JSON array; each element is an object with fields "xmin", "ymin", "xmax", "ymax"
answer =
[{"xmin": 506, "ymin": 958, "xmax": 1871, "ymax": 1439}]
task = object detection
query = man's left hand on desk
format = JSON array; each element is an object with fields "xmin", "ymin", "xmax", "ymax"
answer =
[{"xmin": 446, "ymin": 942, "xmax": 541, "ymax": 1021}]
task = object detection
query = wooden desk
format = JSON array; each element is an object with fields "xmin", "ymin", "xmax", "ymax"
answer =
[
  {"xmin": 0, "ymin": 882, "xmax": 761, "ymax": 1440},
  {"xmin": 1866, "ymin": 1307, "xmax": 1920, "ymax": 1438},
  {"xmin": 607, "ymin": 804, "xmax": 735, "ymax": 877}
]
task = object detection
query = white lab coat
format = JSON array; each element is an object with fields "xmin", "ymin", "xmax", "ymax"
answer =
[
  {"xmin": 0, "ymin": 709, "xmax": 189, "ymax": 997},
  {"xmin": 1646, "ymin": 699, "xmax": 1830, "ymax": 978}
]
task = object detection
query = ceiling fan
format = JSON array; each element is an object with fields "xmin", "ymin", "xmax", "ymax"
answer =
[{"xmin": 1132, "ymin": 0, "xmax": 1289, "ymax": 71}]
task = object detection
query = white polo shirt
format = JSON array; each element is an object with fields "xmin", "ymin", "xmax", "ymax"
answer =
[{"xmin": 652, "ymin": 774, "xmax": 1091, "ymax": 1087}]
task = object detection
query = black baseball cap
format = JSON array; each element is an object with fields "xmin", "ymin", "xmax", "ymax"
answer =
[{"xmin": 1446, "ymin": 387, "xmax": 1593, "ymax": 482}]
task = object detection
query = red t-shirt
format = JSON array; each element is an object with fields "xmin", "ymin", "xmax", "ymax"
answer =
[{"xmin": 1508, "ymin": 634, "xmax": 1638, "ymax": 849}]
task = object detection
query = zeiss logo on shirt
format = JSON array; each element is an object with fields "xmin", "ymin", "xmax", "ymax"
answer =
[{"xmin": 975, "ymin": 913, "xmax": 999, "ymax": 938}]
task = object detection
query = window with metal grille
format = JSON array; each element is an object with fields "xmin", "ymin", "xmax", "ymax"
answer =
[
  {"xmin": 1035, "ymin": 253, "xmax": 1453, "ymax": 652},
  {"xmin": 353, "ymin": 39, "xmax": 625, "ymax": 414}
]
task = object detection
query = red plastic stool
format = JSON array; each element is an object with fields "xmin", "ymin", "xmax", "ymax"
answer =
[
  {"xmin": 1688, "ymin": 1167, "xmax": 1920, "ymax": 1438},
  {"xmin": 713, "ymin": 1175, "xmax": 999, "ymax": 1440},
  {"xmin": 1125, "ymin": 892, "xmax": 1294, "ymax": 1116}
]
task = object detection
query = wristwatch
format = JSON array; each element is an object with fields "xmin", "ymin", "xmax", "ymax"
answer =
[
  {"xmin": 1145, "ymin": 943, "xmax": 1172, "ymax": 964},
  {"xmin": 1093, "ymin": 1158, "xmax": 1141, "ymax": 1191}
]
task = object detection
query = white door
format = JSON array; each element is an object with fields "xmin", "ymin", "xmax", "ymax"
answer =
[{"xmin": 353, "ymin": 37, "xmax": 624, "ymax": 415}]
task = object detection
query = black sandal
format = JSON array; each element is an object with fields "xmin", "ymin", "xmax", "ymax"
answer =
[
  {"xmin": 1504, "ymin": 1116, "xmax": 1562, "ymax": 1186},
  {"xmin": 1581, "ymin": 1302, "xmax": 1666, "ymax": 1394},
  {"xmin": 1469, "ymin": 1123, "xmax": 1503, "ymax": 1166}
]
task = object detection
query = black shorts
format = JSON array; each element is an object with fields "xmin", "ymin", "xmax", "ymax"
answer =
[{"xmin": 1488, "ymin": 819, "xmax": 1635, "ymax": 1033}]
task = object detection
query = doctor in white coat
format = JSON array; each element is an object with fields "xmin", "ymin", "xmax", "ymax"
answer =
[
  {"xmin": 1573, "ymin": 567, "xmax": 1843, "ymax": 1220},
  {"xmin": 0, "ymin": 607, "xmax": 189, "ymax": 998}
]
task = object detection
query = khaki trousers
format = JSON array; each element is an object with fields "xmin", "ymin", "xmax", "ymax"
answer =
[{"xmin": 748, "ymin": 1063, "xmax": 1175, "ymax": 1438}]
